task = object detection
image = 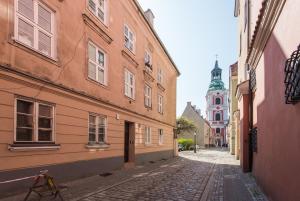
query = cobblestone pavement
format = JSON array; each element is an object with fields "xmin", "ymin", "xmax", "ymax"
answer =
[
  {"xmin": 77, "ymin": 149, "xmax": 267, "ymax": 201},
  {"xmin": 1, "ymin": 149, "xmax": 268, "ymax": 201}
]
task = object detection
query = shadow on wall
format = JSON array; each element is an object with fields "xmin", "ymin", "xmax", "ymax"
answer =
[{"xmin": 253, "ymin": 33, "xmax": 300, "ymax": 201}]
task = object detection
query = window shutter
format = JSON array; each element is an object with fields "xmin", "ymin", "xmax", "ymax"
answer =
[
  {"xmin": 38, "ymin": 5, "xmax": 51, "ymax": 32},
  {"xmin": 125, "ymin": 71, "xmax": 128, "ymax": 96},
  {"xmin": 18, "ymin": 0, "xmax": 34, "ymax": 20},
  {"xmin": 88, "ymin": 62, "xmax": 96, "ymax": 80},
  {"xmin": 88, "ymin": 43, "xmax": 96, "ymax": 62},
  {"xmin": 38, "ymin": 31, "xmax": 51, "ymax": 56},
  {"xmin": 89, "ymin": 0, "xmax": 96, "ymax": 12},
  {"xmin": 18, "ymin": 19, "xmax": 34, "ymax": 47}
]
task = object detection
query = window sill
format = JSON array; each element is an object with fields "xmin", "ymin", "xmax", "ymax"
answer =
[
  {"xmin": 85, "ymin": 143, "xmax": 110, "ymax": 150},
  {"xmin": 82, "ymin": 13, "xmax": 112, "ymax": 44},
  {"xmin": 121, "ymin": 50, "xmax": 138, "ymax": 68},
  {"xmin": 87, "ymin": 77, "xmax": 108, "ymax": 89},
  {"xmin": 9, "ymin": 39, "xmax": 59, "ymax": 66},
  {"xmin": 8, "ymin": 143, "xmax": 60, "ymax": 152}
]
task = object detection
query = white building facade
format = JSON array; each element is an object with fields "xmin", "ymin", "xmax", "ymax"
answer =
[{"xmin": 206, "ymin": 60, "xmax": 229, "ymax": 146}]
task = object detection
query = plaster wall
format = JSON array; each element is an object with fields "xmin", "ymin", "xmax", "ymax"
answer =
[{"xmin": 250, "ymin": 0, "xmax": 300, "ymax": 200}]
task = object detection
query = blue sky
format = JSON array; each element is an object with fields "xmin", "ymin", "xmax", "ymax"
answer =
[{"xmin": 138, "ymin": 0, "xmax": 237, "ymax": 117}]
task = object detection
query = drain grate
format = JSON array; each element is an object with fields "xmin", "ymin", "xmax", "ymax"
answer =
[
  {"xmin": 149, "ymin": 161, "xmax": 155, "ymax": 164},
  {"xmin": 99, "ymin": 172, "xmax": 113, "ymax": 177}
]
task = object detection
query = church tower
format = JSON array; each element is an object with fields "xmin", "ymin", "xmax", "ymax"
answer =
[{"xmin": 206, "ymin": 59, "xmax": 229, "ymax": 146}]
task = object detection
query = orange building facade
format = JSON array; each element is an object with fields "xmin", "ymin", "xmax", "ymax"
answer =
[{"xmin": 0, "ymin": 0, "xmax": 180, "ymax": 197}]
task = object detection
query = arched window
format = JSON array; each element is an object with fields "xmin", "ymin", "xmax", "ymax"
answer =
[
  {"xmin": 215, "ymin": 113, "xmax": 221, "ymax": 121},
  {"xmin": 216, "ymin": 128, "xmax": 220, "ymax": 133},
  {"xmin": 215, "ymin": 97, "xmax": 221, "ymax": 105}
]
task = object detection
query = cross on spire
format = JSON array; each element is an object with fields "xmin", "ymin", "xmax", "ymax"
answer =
[{"xmin": 215, "ymin": 54, "xmax": 218, "ymax": 60}]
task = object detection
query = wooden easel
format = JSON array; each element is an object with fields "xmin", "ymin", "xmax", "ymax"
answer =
[{"xmin": 23, "ymin": 170, "xmax": 64, "ymax": 201}]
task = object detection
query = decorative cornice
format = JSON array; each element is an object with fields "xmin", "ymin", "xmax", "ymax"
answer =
[
  {"xmin": 247, "ymin": 0, "xmax": 286, "ymax": 69},
  {"xmin": 157, "ymin": 83, "xmax": 165, "ymax": 92},
  {"xmin": 143, "ymin": 69, "xmax": 155, "ymax": 82},
  {"xmin": 121, "ymin": 50, "xmax": 139, "ymax": 68},
  {"xmin": 82, "ymin": 13, "xmax": 113, "ymax": 44}
]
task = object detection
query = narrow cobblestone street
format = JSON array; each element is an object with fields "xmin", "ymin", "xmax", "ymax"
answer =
[
  {"xmin": 76, "ymin": 149, "xmax": 266, "ymax": 201},
  {"xmin": 1, "ymin": 149, "xmax": 267, "ymax": 201}
]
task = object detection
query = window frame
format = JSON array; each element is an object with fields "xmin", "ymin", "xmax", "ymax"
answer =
[
  {"xmin": 144, "ymin": 84, "xmax": 152, "ymax": 108},
  {"xmin": 215, "ymin": 113, "xmax": 221, "ymax": 121},
  {"xmin": 88, "ymin": 113, "xmax": 107, "ymax": 144},
  {"xmin": 215, "ymin": 97, "xmax": 221, "ymax": 105},
  {"xmin": 87, "ymin": 41, "xmax": 107, "ymax": 85},
  {"xmin": 14, "ymin": 97, "xmax": 55, "ymax": 143},
  {"xmin": 158, "ymin": 129, "xmax": 163, "ymax": 145},
  {"xmin": 158, "ymin": 94, "xmax": 163, "ymax": 114},
  {"xmin": 124, "ymin": 24, "xmax": 135, "ymax": 53},
  {"xmin": 88, "ymin": 0, "xmax": 107, "ymax": 24},
  {"xmin": 124, "ymin": 69, "xmax": 135, "ymax": 99},
  {"xmin": 14, "ymin": 0, "xmax": 56, "ymax": 58},
  {"xmin": 144, "ymin": 126, "xmax": 151, "ymax": 144},
  {"xmin": 157, "ymin": 68, "xmax": 163, "ymax": 84}
]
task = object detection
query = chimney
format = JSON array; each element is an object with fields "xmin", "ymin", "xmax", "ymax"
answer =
[
  {"xmin": 187, "ymin": 101, "xmax": 192, "ymax": 106},
  {"xmin": 144, "ymin": 9, "xmax": 155, "ymax": 27},
  {"xmin": 196, "ymin": 109, "xmax": 201, "ymax": 115}
]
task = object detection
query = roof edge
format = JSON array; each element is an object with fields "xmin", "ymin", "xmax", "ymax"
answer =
[{"xmin": 133, "ymin": 0, "xmax": 181, "ymax": 76}]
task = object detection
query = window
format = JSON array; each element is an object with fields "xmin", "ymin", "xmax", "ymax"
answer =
[
  {"xmin": 15, "ymin": 98, "xmax": 54, "ymax": 142},
  {"xmin": 88, "ymin": 0, "xmax": 106, "ymax": 22},
  {"xmin": 144, "ymin": 84, "xmax": 152, "ymax": 108},
  {"xmin": 88, "ymin": 114, "xmax": 106, "ymax": 144},
  {"xmin": 215, "ymin": 113, "xmax": 221, "ymax": 121},
  {"xmin": 215, "ymin": 97, "xmax": 221, "ymax": 105},
  {"xmin": 158, "ymin": 95, "xmax": 163, "ymax": 114},
  {"xmin": 124, "ymin": 25, "xmax": 135, "ymax": 52},
  {"xmin": 15, "ymin": 0, "xmax": 55, "ymax": 57},
  {"xmin": 158, "ymin": 129, "xmax": 163, "ymax": 144},
  {"xmin": 158, "ymin": 68, "xmax": 163, "ymax": 84},
  {"xmin": 216, "ymin": 128, "xmax": 220, "ymax": 133},
  {"xmin": 144, "ymin": 51, "xmax": 152, "ymax": 70},
  {"xmin": 145, "ymin": 126, "xmax": 151, "ymax": 144},
  {"xmin": 125, "ymin": 69, "xmax": 135, "ymax": 99},
  {"xmin": 88, "ymin": 42, "xmax": 106, "ymax": 85}
]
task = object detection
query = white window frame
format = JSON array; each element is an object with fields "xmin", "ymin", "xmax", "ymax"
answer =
[
  {"xmin": 88, "ymin": 0, "xmax": 107, "ymax": 24},
  {"xmin": 14, "ymin": 98, "xmax": 55, "ymax": 143},
  {"xmin": 88, "ymin": 41, "xmax": 107, "ymax": 85},
  {"xmin": 144, "ymin": 84, "xmax": 152, "ymax": 108},
  {"xmin": 124, "ymin": 24, "xmax": 135, "ymax": 53},
  {"xmin": 158, "ymin": 68, "xmax": 163, "ymax": 84},
  {"xmin": 158, "ymin": 94, "xmax": 163, "ymax": 114},
  {"xmin": 88, "ymin": 114, "xmax": 107, "ymax": 144},
  {"xmin": 158, "ymin": 129, "xmax": 163, "ymax": 145},
  {"xmin": 14, "ymin": 0, "xmax": 56, "ymax": 58},
  {"xmin": 124, "ymin": 69, "xmax": 135, "ymax": 99},
  {"xmin": 145, "ymin": 126, "xmax": 151, "ymax": 144}
]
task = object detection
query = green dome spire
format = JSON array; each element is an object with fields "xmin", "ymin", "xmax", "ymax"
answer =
[{"xmin": 208, "ymin": 60, "xmax": 225, "ymax": 91}]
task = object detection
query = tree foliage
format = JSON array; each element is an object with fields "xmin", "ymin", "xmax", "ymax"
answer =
[{"xmin": 176, "ymin": 117, "xmax": 196, "ymax": 134}]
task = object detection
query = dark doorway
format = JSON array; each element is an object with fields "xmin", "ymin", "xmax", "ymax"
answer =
[
  {"xmin": 124, "ymin": 121, "xmax": 135, "ymax": 163},
  {"xmin": 124, "ymin": 122, "xmax": 130, "ymax": 162}
]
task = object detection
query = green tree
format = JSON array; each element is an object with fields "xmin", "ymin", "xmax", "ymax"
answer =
[{"xmin": 176, "ymin": 117, "xmax": 196, "ymax": 135}]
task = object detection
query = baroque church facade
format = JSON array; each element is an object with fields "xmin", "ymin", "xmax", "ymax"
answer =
[{"xmin": 206, "ymin": 60, "xmax": 229, "ymax": 146}]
